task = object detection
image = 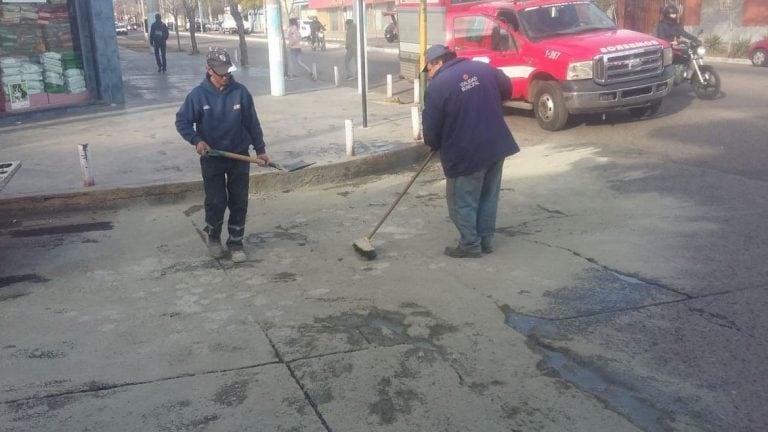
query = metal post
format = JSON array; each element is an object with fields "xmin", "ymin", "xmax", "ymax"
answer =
[
  {"xmin": 419, "ymin": 0, "xmax": 427, "ymax": 110},
  {"xmin": 387, "ymin": 74, "xmax": 393, "ymax": 98},
  {"xmin": 356, "ymin": 0, "xmax": 368, "ymax": 127},
  {"xmin": 266, "ymin": 0, "xmax": 285, "ymax": 96},
  {"xmin": 77, "ymin": 144, "xmax": 95, "ymax": 187},
  {"xmin": 345, "ymin": 120, "xmax": 355, "ymax": 156}
]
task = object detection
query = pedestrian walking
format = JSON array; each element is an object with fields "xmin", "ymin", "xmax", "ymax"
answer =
[
  {"xmin": 421, "ymin": 45, "xmax": 520, "ymax": 258},
  {"xmin": 286, "ymin": 18, "xmax": 312, "ymax": 80},
  {"xmin": 175, "ymin": 48, "xmax": 270, "ymax": 263},
  {"xmin": 149, "ymin": 13, "xmax": 169, "ymax": 73},
  {"xmin": 344, "ymin": 18, "xmax": 357, "ymax": 80}
]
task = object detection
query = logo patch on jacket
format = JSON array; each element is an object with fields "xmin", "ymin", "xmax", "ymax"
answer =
[
  {"xmin": 233, "ymin": 103, "xmax": 241, "ymax": 110},
  {"xmin": 460, "ymin": 75, "xmax": 479, "ymax": 92}
]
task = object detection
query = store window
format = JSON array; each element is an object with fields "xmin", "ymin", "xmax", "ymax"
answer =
[{"xmin": 0, "ymin": 0, "xmax": 90, "ymax": 115}]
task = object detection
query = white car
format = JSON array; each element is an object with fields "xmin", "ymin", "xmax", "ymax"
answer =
[
  {"xmin": 299, "ymin": 20, "xmax": 312, "ymax": 39},
  {"xmin": 115, "ymin": 22, "xmax": 128, "ymax": 36}
]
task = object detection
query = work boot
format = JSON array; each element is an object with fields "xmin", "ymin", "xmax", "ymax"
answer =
[
  {"xmin": 443, "ymin": 246, "xmax": 482, "ymax": 259},
  {"xmin": 481, "ymin": 245, "xmax": 494, "ymax": 254},
  {"xmin": 230, "ymin": 249, "xmax": 247, "ymax": 264},
  {"xmin": 207, "ymin": 239, "xmax": 224, "ymax": 259}
]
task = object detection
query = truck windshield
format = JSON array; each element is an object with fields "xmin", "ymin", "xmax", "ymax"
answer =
[{"xmin": 520, "ymin": 2, "xmax": 616, "ymax": 39}]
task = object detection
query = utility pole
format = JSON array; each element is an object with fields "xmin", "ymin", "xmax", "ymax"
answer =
[
  {"xmin": 356, "ymin": 0, "xmax": 368, "ymax": 127},
  {"xmin": 418, "ymin": 0, "xmax": 427, "ymax": 110},
  {"xmin": 266, "ymin": 0, "xmax": 285, "ymax": 96}
]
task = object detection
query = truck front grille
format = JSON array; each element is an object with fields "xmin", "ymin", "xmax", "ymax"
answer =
[{"xmin": 594, "ymin": 46, "xmax": 664, "ymax": 85}]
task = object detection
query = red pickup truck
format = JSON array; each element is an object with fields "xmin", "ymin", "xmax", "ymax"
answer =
[{"xmin": 397, "ymin": 0, "xmax": 675, "ymax": 130}]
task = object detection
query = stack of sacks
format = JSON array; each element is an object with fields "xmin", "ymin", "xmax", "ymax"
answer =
[
  {"xmin": 0, "ymin": 5, "xmax": 22, "ymax": 25},
  {"xmin": 19, "ymin": 6, "xmax": 39, "ymax": 24},
  {"xmin": 64, "ymin": 68, "xmax": 86, "ymax": 93},
  {"xmin": 0, "ymin": 56, "xmax": 24, "ymax": 86},
  {"xmin": 19, "ymin": 61, "xmax": 44, "ymax": 95},
  {"xmin": 41, "ymin": 51, "xmax": 65, "ymax": 93},
  {"xmin": 60, "ymin": 50, "xmax": 83, "ymax": 70}
]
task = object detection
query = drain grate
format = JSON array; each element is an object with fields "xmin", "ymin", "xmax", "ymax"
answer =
[{"xmin": 0, "ymin": 161, "xmax": 21, "ymax": 192}]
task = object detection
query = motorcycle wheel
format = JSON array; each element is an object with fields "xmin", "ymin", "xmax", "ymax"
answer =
[{"xmin": 692, "ymin": 65, "xmax": 720, "ymax": 100}]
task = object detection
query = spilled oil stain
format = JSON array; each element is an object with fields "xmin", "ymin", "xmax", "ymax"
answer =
[
  {"xmin": 368, "ymin": 376, "xmax": 424, "ymax": 425},
  {"xmin": 499, "ymin": 304, "xmax": 674, "ymax": 432},
  {"xmin": 10, "ymin": 222, "xmax": 113, "ymax": 238},
  {"xmin": 0, "ymin": 273, "xmax": 49, "ymax": 288}
]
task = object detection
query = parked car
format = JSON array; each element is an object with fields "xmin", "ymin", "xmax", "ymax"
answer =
[
  {"xmin": 115, "ymin": 22, "xmax": 128, "ymax": 36},
  {"xmin": 221, "ymin": 15, "xmax": 251, "ymax": 34},
  {"xmin": 748, "ymin": 38, "xmax": 768, "ymax": 67}
]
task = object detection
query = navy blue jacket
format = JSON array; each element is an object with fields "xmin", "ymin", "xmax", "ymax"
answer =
[
  {"xmin": 175, "ymin": 75, "xmax": 265, "ymax": 155},
  {"xmin": 422, "ymin": 57, "xmax": 519, "ymax": 178}
]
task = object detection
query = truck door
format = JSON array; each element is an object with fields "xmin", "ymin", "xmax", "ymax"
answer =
[{"xmin": 451, "ymin": 13, "xmax": 528, "ymax": 99}]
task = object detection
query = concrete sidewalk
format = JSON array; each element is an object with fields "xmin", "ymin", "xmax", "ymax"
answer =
[{"xmin": 0, "ymin": 45, "xmax": 420, "ymax": 214}]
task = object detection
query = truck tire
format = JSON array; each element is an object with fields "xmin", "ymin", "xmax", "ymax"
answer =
[{"xmin": 534, "ymin": 81, "xmax": 569, "ymax": 131}]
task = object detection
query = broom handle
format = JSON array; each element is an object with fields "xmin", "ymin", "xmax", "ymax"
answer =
[{"xmin": 367, "ymin": 150, "xmax": 435, "ymax": 240}]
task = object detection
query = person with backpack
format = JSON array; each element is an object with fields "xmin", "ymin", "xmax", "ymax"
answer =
[{"xmin": 149, "ymin": 13, "xmax": 169, "ymax": 73}]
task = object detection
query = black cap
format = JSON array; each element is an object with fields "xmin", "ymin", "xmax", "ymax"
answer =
[
  {"xmin": 423, "ymin": 44, "xmax": 451, "ymax": 72},
  {"xmin": 206, "ymin": 48, "xmax": 236, "ymax": 75}
]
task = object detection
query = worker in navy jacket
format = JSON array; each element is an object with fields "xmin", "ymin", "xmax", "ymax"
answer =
[
  {"xmin": 421, "ymin": 44, "xmax": 520, "ymax": 258},
  {"xmin": 175, "ymin": 48, "xmax": 269, "ymax": 263},
  {"xmin": 149, "ymin": 13, "xmax": 169, "ymax": 73}
]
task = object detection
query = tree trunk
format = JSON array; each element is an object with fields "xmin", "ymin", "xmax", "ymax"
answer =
[
  {"xmin": 183, "ymin": 0, "xmax": 199, "ymax": 54},
  {"xmin": 229, "ymin": 0, "xmax": 249, "ymax": 66},
  {"xmin": 174, "ymin": 16, "xmax": 182, "ymax": 51}
]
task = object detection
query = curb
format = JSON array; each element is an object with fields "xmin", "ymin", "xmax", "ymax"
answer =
[
  {"xmin": 707, "ymin": 56, "xmax": 752, "ymax": 65},
  {"xmin": 0, "ymin": 144, "xmax": 431, "ymax": 217}
]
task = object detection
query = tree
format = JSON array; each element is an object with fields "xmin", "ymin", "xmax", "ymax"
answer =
[
  {"xmin": 228, "ymin": 0, "xmax": 249, "ymax": 65},
  {"xmin": 165, "ymin": 0, "xmax": 184, "ymax": 51},
  {"xmin": 181, "ymin": 0, "xmax": 200, "ymax": 54}
]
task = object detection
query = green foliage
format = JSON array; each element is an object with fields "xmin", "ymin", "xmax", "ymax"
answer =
[
  {"xmin": 729, "ymin": 37, "xmax": 752, "ymax": 58},
  {"xmin": 704, "ymin": 34, "xmax": 724, "ymax": 53},
  {"xmin": 237, "ymin": 0, "xmax": 263, "ymax": 9}
]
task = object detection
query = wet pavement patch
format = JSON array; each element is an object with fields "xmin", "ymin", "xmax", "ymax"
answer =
[
  {"xmin": 246, "ymin": 230, "xmax": 308, "ymax": 247},
  {"xmin": 0, "ymin": 273, "xmax": 49, "ymax": 288},
  {"xmin": 368, "ymin": 376, "xmax": 424, "ymax": 425},
  {"xmin": 500, "ymin": 304, "xmax": 676, "ymax": 432},
  {"xmin": 538, "ymin": 267, "xmax": 686, "ymax": 320},
  {"xmin": 271, "ymin": 272, "xmax": 298, "ymax": 283},
  {"xmin": 212, "ymin": 379, "xmax": 249, "ymax": 407},
  {"xmin": 9, "ymin": 222, "xmax": 113, "ymax": 238}
]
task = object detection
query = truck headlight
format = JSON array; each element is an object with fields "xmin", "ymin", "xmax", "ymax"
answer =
[
  {"xmin": 696, "ymin": 46, "xmax": 706, "ymax": 57},
  {"xmin": 566, "ymin": 61, "xmax": 593, "ymax": 80},
  {"xmin": 663, "ymin": 47, "xmax": 673, "ymax": 66}
]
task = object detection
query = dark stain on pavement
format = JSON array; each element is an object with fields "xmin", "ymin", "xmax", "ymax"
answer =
[
  {"xmin": 368, "ymin": 376, "xmax": 424, "ymax": 425},
  {"xmin": 213, "ymin": 379, "xmax": 249, "ymax": 407},
  {"xmin": 153, "ymin": 261, "xmax": 219, "ymax": 277},
  {"xmin": 183, "ymin": 204, "xmax": 204, "ymax": 216},
  {"xmin": 271, "ymin": 272, "xmax": 298, "ymax": 283},
  {"xmin": 247, "ymin": 230, "xmax": 308, "ymax": 246},
  {"xmin": 0, "ymin": 273, "xmax": 49, "ymax": 288},
  {"xmin": 9, "ymin": 221, "xmax": 113, "ymax": 237}
]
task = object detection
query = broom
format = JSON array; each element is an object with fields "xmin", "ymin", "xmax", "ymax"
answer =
[{"xmin": 353, "ymin": 150, "xmax": 436, "ymax": 260}]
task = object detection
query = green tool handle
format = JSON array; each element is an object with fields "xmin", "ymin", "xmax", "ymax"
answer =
[{"xmin": 205, "ymin": 149, "xmax": 267, "ymax": 166}]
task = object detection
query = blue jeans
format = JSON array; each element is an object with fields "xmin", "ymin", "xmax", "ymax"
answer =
[{"xmin": 445, "ymin": 158, "xmax": 505, "ymax": 252}]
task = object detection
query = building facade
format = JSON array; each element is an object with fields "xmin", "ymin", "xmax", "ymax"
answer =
[
  {"xmin": 307, "ymin": 0, "xmax": 395, "ymax": 34},
  {"xmin": 611, "ymin": 0, "xmax": 768, "ymax": 41},
  {"xmin": 0, "ymin": 0, "xmax": 123, "ymax": 118}
]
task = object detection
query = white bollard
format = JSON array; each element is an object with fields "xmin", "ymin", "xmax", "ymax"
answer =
[
  {"xmin": 413, "ymin": 78, "xmax": 420, "ymax": 105},
  {"xmin": 77, "ymin": 143, "xmax": 95, "ymax": 186},
  {"xmin": 386, "ymin": 74, "xmax": 393, "ymax": 99},
  {"xmin": 312, "ymin": 63, "xmax": 317, "ymax": 81},
  {"xmin": 345, "ymin": 119, "xmax": 355, "ymax": 156},
  {"xmin": 334, "ymin": 66, "xmax": 340, "ymax": 87},
  {"xmin": 411, "ymin": 106, "xmax": 421, "ymax": 141}
]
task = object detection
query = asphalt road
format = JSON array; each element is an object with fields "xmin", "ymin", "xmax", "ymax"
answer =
[{"xmin": 2, "ymin": 37, "xmax": 767, "ymax": 431}]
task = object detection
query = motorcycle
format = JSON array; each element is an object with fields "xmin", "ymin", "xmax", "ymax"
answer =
[
  {"xmin": 671, "ymin": 35, "xmax": 721, "ymax": 100},
  {"xmin": 311, "ymin": 30, "xmax": 326, "ymax": 51}
]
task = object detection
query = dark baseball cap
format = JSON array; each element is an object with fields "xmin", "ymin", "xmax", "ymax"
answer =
[
  {"xmin": 206, "ymin": 48, "xmax": 237, "ymax": 75},
  {"xmin": 422, "ymin": 44, "xmax": 452, "ymax": 72}
]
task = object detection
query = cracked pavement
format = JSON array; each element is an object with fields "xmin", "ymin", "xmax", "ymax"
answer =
[{"xmin": 2, "ymin": 128, "xmax": 767, "ymax": 431}]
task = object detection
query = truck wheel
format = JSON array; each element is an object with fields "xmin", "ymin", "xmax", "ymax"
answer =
[
  {"xmin": 751, "ymin": 49, "xmax": 766, "ymax": 67},
  {"xmin": 534, "ymin": 81, "xmax": 569, "ymax": 131},
  {"xmin": 629, "ymin": 100, "xmax": 662, "ymax": 118}
]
